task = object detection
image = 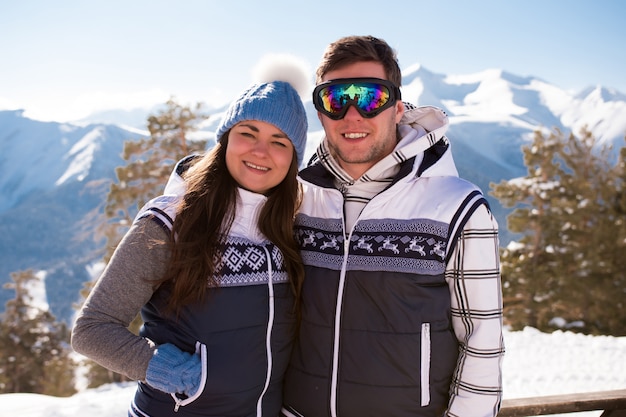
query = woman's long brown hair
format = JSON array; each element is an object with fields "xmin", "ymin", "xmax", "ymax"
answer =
[{"xmin": 160, "ymin": 134, "xmax": 304, "ymax": 316}]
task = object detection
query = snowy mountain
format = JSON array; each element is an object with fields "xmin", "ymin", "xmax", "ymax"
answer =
[
  {"xmin": 1, "ymin": 64, "xmax": 626, "ymax": 323},
  {"xmin": 0, "ymin": 110, "xmax": 145, "ymax": 321}
]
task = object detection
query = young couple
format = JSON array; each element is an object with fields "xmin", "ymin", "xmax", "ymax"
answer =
[{"xmin": 72, "ymin": 35, "xmax": 504, "ymax": 417}]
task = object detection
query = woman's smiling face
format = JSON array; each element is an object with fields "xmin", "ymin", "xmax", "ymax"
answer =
[{"xmin": 225, "ymin": 120, "xmax": 295, "ymax": 194}]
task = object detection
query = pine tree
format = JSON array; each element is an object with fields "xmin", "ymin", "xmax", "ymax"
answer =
[
  {"xmin": 75, "ymin": 98, "xmax": 210, "ymax": 388},
  {"xmin": 100, "ymin": 98, "xmax": 210, "ymax": 263},
  {"xmin": 491, "ymin": 128, "xmax": 626, "ymax": 335},
  {"xmin": 0, "ymin": 269, "xmax": 76, "ymax": 396}
]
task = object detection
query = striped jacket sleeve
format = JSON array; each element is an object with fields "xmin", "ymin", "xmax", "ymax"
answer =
[{"xmin": 445, "ymin": 203, "xmax": 505, "ymax": 417}]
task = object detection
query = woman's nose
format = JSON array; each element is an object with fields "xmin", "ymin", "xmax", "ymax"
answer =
[{"xmin": 251, "ymin": 139, "xmax": 269, "ymax": 156}]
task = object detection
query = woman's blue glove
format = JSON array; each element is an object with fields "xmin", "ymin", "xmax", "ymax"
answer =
[{"xmin": 145, "ymin": 343, "xmax": 201, "ymax": 396}]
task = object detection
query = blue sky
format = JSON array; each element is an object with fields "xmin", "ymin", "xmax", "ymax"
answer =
[{"xmin": 1, "ymin": 0, "xmax": 625, "ymax": 122}]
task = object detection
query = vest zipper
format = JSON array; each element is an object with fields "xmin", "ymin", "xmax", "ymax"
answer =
[
  {"xmin": 421, "ymin": 322, "xmax": 431, "ymax": 407},
  {"xmin": 256, "ymin": 245, "xmax": 275, "ymax": 417}
]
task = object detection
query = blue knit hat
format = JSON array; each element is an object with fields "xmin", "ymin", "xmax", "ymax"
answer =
[{"xmin": 215, "ymin": 59, "xmax": 309, "ymax": 165}]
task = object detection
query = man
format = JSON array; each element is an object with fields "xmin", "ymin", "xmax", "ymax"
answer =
[{"xmin": 282, "ymin": 35, "xmax": 504, "ymax": 417}]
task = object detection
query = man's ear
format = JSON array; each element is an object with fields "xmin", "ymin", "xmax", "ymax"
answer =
[{"xmin": 394, "ymin": 101, "xmax": 405, "ymax": 124}]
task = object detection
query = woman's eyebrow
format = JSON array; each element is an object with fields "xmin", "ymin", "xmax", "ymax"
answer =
[
  {"xmin": 239, "ymin": 122, "xmax": 289, "ymax": 138},
  {"xmin": 238, "ymin": 122, "xmax": 260, "ymax": 132}
]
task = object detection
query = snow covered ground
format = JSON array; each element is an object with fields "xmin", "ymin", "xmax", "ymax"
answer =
[{"xmin": 1, "ymin": 327, "xmax": 625, "ymax": 417}]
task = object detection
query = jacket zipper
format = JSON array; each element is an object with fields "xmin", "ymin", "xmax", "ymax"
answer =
[
  {"xmin": 421, "ymin": 322, "xmax": 431, "ymax": 407},
  {"xmin": 172, "ymin": 341, "xmax": 208, "ymax": 412},
  {"xmin": 329, "ymin": 217, "xmax": 353, "ymax": 417},
  {"xmin": 256, "ymin": 245, "xmax": 275, "ymax": 417}
]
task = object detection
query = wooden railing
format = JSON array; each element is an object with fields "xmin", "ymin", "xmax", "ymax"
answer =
[{"xmin": 498, "ymin": 389, "xmax": 626, "ymax": 416}]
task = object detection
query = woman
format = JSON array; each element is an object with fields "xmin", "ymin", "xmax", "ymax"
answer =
[{"xmin": 71, "ymin": 61, "xmax": 308, "ymax": 416}]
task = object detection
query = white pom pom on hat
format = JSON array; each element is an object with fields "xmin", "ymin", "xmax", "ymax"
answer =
[
  {"xmin": 251, "ymin": 53, "xmax": 310, "ymax": 97},
  {"xmin": 215, "ymin": 53, "xmax": 310, "ymax": 165}
]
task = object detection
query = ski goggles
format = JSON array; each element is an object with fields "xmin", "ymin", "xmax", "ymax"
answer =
[{"xmin": 312, "ymin": 77, "xmax": 402, "ymax": 120}]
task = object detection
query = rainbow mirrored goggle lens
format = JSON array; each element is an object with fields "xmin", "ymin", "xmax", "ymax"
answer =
[{"xmin": 312, "ymin": 77, "xmax": 402, "ymax": 120}]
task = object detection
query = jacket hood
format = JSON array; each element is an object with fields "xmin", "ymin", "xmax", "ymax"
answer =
[
  {"xmin": 396, "ymin": 103, "xmax": 458, "ymax": 179},
  {"xmin": 163, "ymin": 155, "xmax": 197, "ymax": 196}
]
